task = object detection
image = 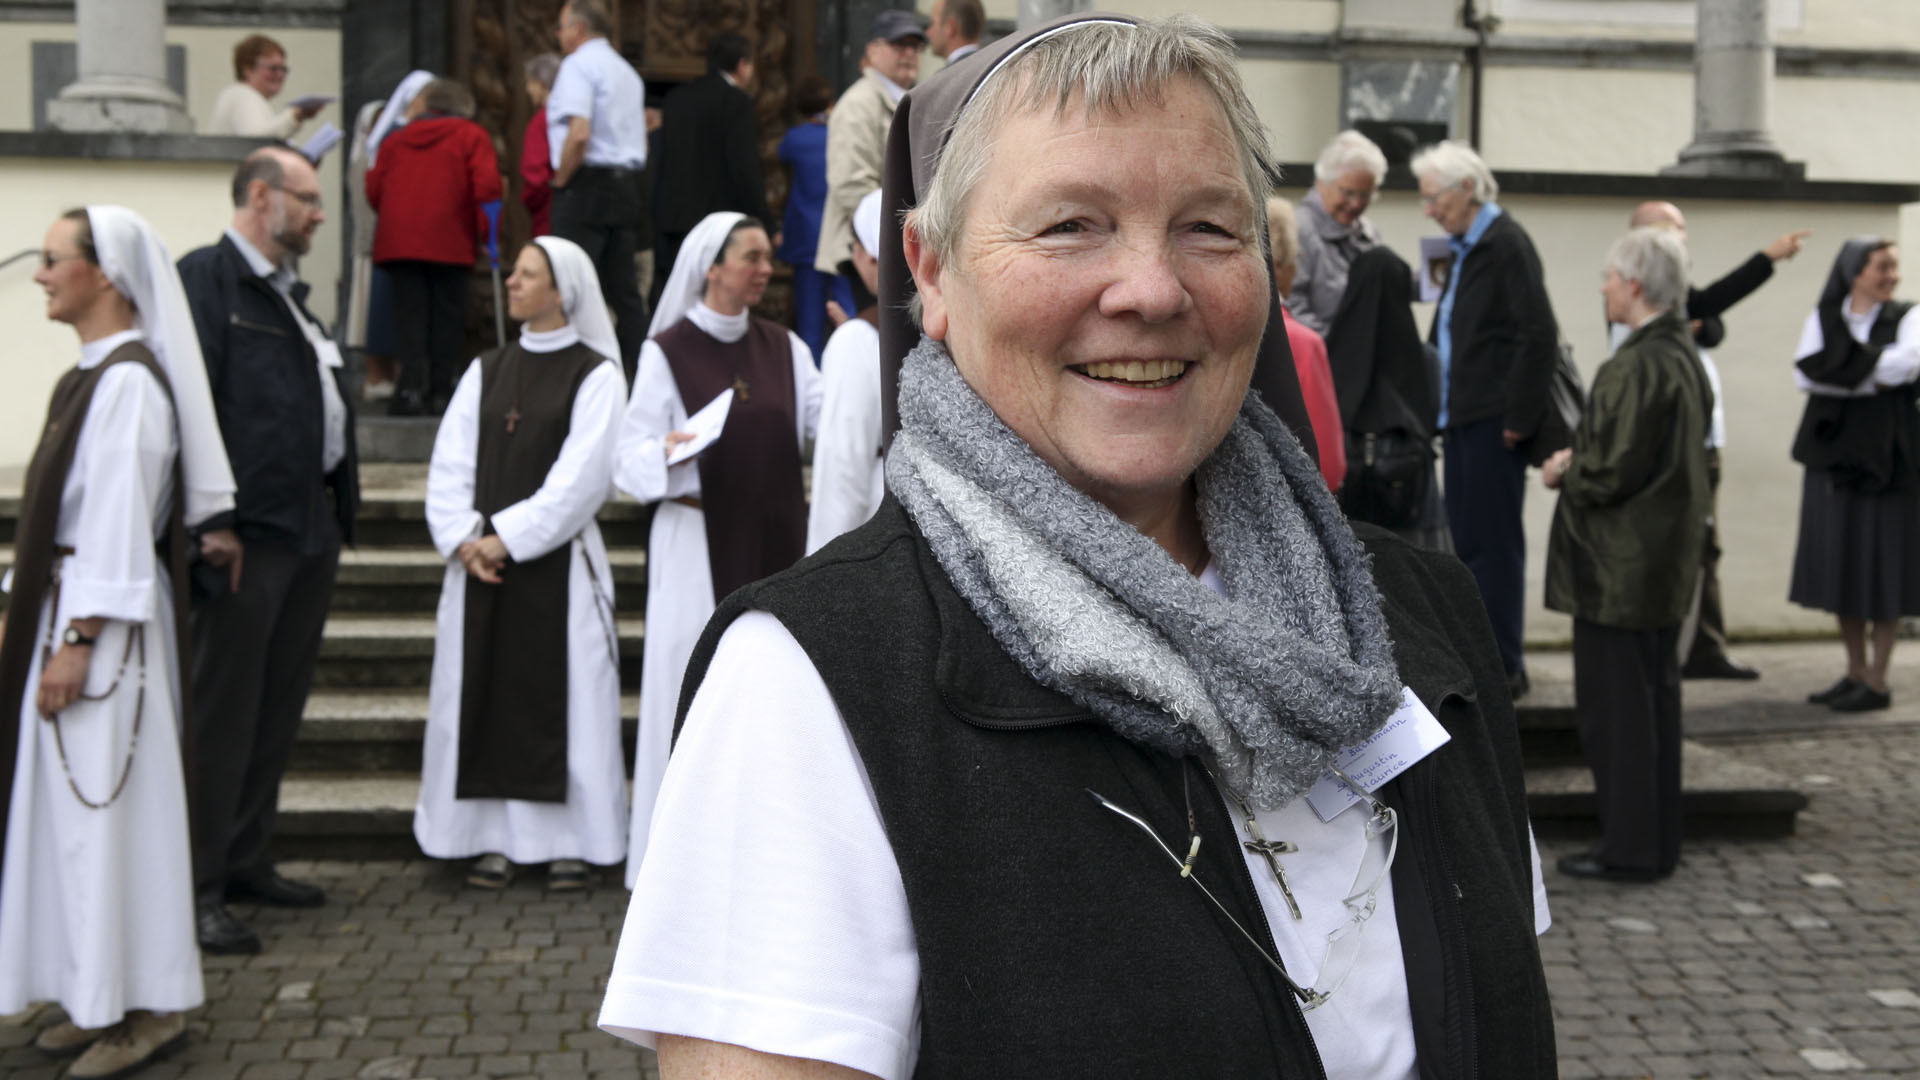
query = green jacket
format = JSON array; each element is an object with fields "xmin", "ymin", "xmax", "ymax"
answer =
[{"xmin": 1545, "ymin": 311, "xmax": 1713, "ymax": 629}]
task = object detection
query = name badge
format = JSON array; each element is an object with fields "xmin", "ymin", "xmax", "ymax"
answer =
[
  {"xmin": 1305, "ymin": 686, "xmax": 1451, "ymax": 822},
  {"xmin": 313, "ymin": 338, "xmax": 345, "ymax": 369}
]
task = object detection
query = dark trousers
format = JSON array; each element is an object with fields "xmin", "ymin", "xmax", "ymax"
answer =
[
  {"xmin": 386, "ymin": 260, "xmax": 468, "ymax": 405},
  {"xmin": 1572, "ymin": 618, "xmax": 1683, "ymax": 875},
  {"xmin": 190, "ymin": 526, "xmax": 341, "ymax": 903},
  {"xmin": 1682, "ymin": 451, "xmax": 1731, "ymax": 669},
  {"xmin": 1442, "ymin": 417, "xmax": 1529, "ymax": 674},
  {"xmin": 553, "ymin": 169, "xmax": 649, "ymax": 383}
]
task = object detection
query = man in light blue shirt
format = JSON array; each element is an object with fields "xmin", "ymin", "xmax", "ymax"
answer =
[{"xmin": 549, "ymin": 0, "xmax": 650, "ymax": 376}]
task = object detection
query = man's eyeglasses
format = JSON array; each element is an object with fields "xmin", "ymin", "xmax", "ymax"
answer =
[
  {"xmin": 1087, "ymin": 762, "xmax": 1399, "ymax": 1012},
  {"xmin": 270, "ymin": 185, "xmax": 324, "ymax": 211}
]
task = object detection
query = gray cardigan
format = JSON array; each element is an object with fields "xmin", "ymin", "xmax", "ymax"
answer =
[{"xmin": 1289, "ymin": 185, "xmax": 1380, "ymax": 334}]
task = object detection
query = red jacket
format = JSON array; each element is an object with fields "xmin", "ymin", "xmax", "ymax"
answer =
[
  {"xmin": 366, "ymin": 114, "xmax": 502, "ymax": 265},
  {"xmin": 1281, "ymin": 306, "xmax": 1347, "ymax": 492},
  {"xmin": 520, "ymin": 108, "xmax": 553, "ymax": 237}
]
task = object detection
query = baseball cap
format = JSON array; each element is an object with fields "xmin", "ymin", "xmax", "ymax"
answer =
[{"xmin": 871, "ymin": 9, "xmax": 927, "ymax": 44}]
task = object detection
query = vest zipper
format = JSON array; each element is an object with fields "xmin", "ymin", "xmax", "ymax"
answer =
[{"xmin": 1199, "ymin": 767, "xmax": 1329, "ymax": 1080}]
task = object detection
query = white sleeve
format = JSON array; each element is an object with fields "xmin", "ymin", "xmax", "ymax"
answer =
[
  {"xmin": 792, "ymin": 330, "xmax": 823, "ymax": 444},
  {"xmin": 612, "ymin": 341, "xmax": 700, "ymax": 503},
  {"xmin": 425, "ymin": 361, "xmax": 485, "ymax": 560},
  {"xmin": 1792, "ymin": 309, "xmax": 1857, "ymax": 397},
  {"xmin": 546, "ymin": 56, "xmax": 591, "ymax": 125},
  {"xmin": 600, "ymin": 611, "xmax": 921, "ymax": 1080},
  {"xmin": 1872, "ymin": 307, "xmax": 1920, "ymax": 388},
  {"xmin": 60, "ymin": 365, "xmax": 175, "ymax": 622},
  {"xmin": 806, "ymin": 323, "xmax": 883, "ymax": 554},
  {"xmin": 492, "ymin": 363, "xmax": 622, "ymax": 562}
]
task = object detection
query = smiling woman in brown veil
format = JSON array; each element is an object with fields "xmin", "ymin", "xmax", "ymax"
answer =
[{"xmin": 598, "ymin": 15, "xmax": 1554, "ymax": 1079}]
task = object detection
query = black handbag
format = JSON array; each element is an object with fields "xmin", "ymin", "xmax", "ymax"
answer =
[
  {"xmin": 1340, "ymin": 428, "xmax": 1432, "ymax": 530},
  {"xmin": 1523, "ymin": 343, "xmax": 1586, "ymax": 468}
]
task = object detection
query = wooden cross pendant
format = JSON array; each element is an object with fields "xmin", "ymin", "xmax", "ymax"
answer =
[
  {"xmin": 731, "ymin": 375, "xmax": 750, "ymax": 403},
  {"xmin": 505, "ymin": 406, "xmax": 521, "ymax": 435}
]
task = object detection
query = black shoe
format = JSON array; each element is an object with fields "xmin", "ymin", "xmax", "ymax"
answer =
[
  {"xmin": 1556, "ymin": 853, "xmax": 1660, "ymax": 884},
  {"xmin": 388, "ymin": 390, "xmax": 427, "ymax": 417},
  {"xmin": 1507, "ymin": 669, "xmax": 1530, "ymax": 701},
  {"xmin": 1808, "ymin": 677, "xmax": 1861, "ymax": 705},
  {"xmin": 196, "ymin": 901, "xmax": 262, "ymax": 955},
  {"xmin": 1829, "ymin": 683, "xmax": 1891, "ymax": 713},
  {"xmin": 226, "ymin": 869, "xmax": 326, "ymax": 908},
  {"xmin": 1682, "ymin": 654, "xmax": 1761, "ymax": 680}
]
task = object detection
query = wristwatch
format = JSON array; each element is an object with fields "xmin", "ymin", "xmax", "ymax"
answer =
[{"xmin": 62, "ymin": 626, "xmax": 97, "ymax": 648}]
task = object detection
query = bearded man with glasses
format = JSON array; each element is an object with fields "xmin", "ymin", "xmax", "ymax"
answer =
[{"xmin": 176, "ymin": 146, "xmax": 360, "ymax": 957}]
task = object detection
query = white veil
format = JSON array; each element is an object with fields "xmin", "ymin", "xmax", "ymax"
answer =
[
  {"xmin": 366, "ymin": 69, "xmax": 435, "ymax": 166},
  {"xmin": 533, "ymin": 235, "xmax": 625, "ymax": 387},
  {"xmin": 86, "ymin": 205, "xmax": 237, "ymax": 530},
  {"xmin": 647, "ymin": 210, "xmax": 747, "ymax": 339}
]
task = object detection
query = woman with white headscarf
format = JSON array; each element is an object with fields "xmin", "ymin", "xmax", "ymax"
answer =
[
  {"xmin": 0, "ymin": 207, "xmax": 204, "ymax": 1078},
  {"xmin": 415, "ymin": 236, "xmax": 628, "ymax": 891},
  {"xmin": 345, "ymin": 69, "xmax": 433, "ymax": 401},
  {"xmin": 614, "ymin": 210, "xmax": 820, "ymax": 886}
]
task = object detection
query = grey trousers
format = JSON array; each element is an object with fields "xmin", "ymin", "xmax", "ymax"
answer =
[
  {"xmin": 1572, "ymin": 618, "xmax": 1683, "ymax": 875},
  {"xmin": 189, "ymin": 526, "xmax": 340, "ymax": 903}
]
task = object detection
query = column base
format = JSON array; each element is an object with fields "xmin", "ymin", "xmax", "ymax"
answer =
[
  {"xmin": 48, "ymin": 96, "xmax": 192, "ymax": 135},
  {"xmin": 1661, "ymin": 150, "xmax": 1805, "ymax": 181}
]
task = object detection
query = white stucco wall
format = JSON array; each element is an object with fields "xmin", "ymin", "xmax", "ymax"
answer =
[
  {"xmin": 0, "ymin": 22, "xmax": 344, "ymax": 325},
  {"xmin": 0, "ymin": 158, "xmax": 247, "ymax": 467}
]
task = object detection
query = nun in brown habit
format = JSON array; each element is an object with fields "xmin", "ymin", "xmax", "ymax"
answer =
[
  {"xmin": 601, "ymin": 14, "xmax": 1553, "ymax": 1079},
  {"xmin": 415, "ymin": 235, "xmax": 628, "ymax": 890}
]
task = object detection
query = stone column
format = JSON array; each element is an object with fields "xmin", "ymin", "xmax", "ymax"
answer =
[
  {"xmin": 1017, "ymin": 0, "xmax": 1089, "ymax": 31},
  {"xmin": 1665, "ymin": 0, "xmax": 1797, "ymax": 178},
  {"xmin": 47, "ymin": 0, "xmax": 192, "ymax": 134}
]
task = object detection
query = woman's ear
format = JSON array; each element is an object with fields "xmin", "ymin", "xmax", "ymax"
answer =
[{"xmin": 902, "ymin": 217, "xmax": 948, "ymax": 341}]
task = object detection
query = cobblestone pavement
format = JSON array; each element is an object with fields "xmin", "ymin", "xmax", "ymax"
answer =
[{"xmin": 2, "ymin": 650, "xmax": 1916, "ymax": 1079}]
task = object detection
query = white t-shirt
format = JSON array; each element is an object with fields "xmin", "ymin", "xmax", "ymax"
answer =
[{"xmin": 601, "ymin": 562, "xmax": 1551, "ymax": 1078}]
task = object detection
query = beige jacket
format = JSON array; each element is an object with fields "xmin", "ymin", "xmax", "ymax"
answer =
[{"xmin": 815, "ymin": 70, "xmax": 898, "ymax": 276}]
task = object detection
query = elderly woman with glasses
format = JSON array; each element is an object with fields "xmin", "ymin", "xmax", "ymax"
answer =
[
  {"xmin": 1288, "ymin": 129, "xmax": 1387, "ymax": 334},
  {"xmin": 599, "ymin": 15, "xmax": 1554, "ymax": 1079},
  {"xmin": 1543, "ymin": 227, "xmax": 1713, "ymax": 884}
]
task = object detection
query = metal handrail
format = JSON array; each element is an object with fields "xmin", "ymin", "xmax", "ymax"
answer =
[{"xmin": 0, "ymin": 247, "xmax": 39, "ymax": 272}]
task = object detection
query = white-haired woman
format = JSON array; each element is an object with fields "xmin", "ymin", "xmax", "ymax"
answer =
[
  {"xmin": 1, "ymin": 207, "xmax": 220, "ymax": 1077},
  {"xmin": 1544, "ymin": 227, "xmax": 1713, "ymax": 883},
  {"xmin": 601, "ymin": 16, "xmax": 1553, "ymax": 1079},
  {"xmin": 416, "ymin": 235, "xmax": 628, "ymax": 891},
  {"xmin": 1289, "ymin": 129, "xmax": 1386, "ymax": 333},
  {"xmin": 1413, "ymin": 138, "xmax": 1561, "ymax": 699}
]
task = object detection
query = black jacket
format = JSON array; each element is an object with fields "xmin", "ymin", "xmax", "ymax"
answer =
[
  {"xmin": 678, "ymin": 499, "xmax": 1557, "ymax": 1079},
  {"xmin": 1687, "ymin": 251, "xmax": 1775, "ymax": 349},
  {"xmin": 653, "ymin": 72, "xmax": 769, "ymax": 233},
  {"xmin": 1428, "ymin": 210, "xmax": 1561, "ymax": 436},
  {"xmin": 177, "ymin": 235, "xmax": 359, "ymax": 553}
]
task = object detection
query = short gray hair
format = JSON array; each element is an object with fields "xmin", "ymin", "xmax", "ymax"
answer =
[
  {"xmin": 908, "ymin": 15, "xmax": 1276, "ymax": 280},
  {"xmin": 562, "ymin": 0, "xmax": 612, "ymax": 37},
  {"xmin": 1313, "ymin": 130, "xmax": 1386, "ymax": 186},
  {"xmin": 524, "ymin": 52, "xmax": 561, "ymax": 89},
  {"xmin": 1605, "ymin": 226, "xmax": 1691, "ymax": 312},
  {"xmin": 1266, "ymin": 195, "xmax": 1298, "ymax": 271},
  {"xmin": 1411, "ymin": 139, "xmax": 1498, "ymax": 205}
]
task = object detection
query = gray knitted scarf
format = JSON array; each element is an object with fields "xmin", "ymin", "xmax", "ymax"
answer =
[{"xmin": 886, "ymin": 337, "xmax": 1404, "ymax": 809}]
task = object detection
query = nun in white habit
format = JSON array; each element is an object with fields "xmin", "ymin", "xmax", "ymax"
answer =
[
  {"xmin": 416, "ymin": 235, "xmax": 628, "ymax": 890},
  {"xmin": 0, "ymin": 206, "xmax": 207, "ymax": 1075},
  {"xmin": 616, "ymin": 211, "xmax": 820, "ymax": 887}
]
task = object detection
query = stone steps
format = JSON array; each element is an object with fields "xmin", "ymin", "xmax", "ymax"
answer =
[
  {"xmin": 315, "ymin": 613, "xmax": 646, "ymax": 688},
  {"xmin": 294, "ymin": 690, "xmax": 641, "ymax": 771}
]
